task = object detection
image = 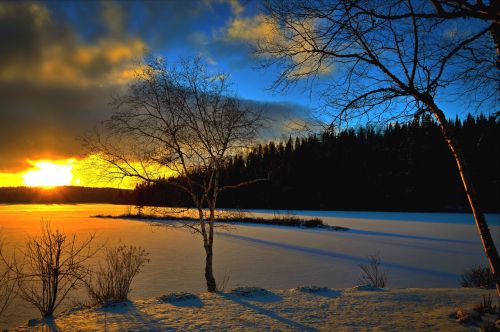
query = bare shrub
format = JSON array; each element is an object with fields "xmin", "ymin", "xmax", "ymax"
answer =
[
  {"xmin": 0, "ymin": 224, "xmax": 97, "ymax": 317},
  {"xmin": 460, "ymin": 266, "xmax": 495, "ymax": 289},
  {"xmin": 216, "ymin": 271, "xmax": 230, "ymax": 293},
  {"xmin": 358, "ymin": 254, "xmax": 388, "ymax": 288},
  {"xmin": 86, "ymin": 245, "xmax": 149, "ymax": 305},
  {"xmin": 473, "ymin": 294, "xmax": 497, "ymax": 315}
]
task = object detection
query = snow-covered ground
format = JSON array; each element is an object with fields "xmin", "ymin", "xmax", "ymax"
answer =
[
  {"xmin": 0, "ymin": 204, "xmax": 498, "ymax": 329},
  {"xmin": 12, "ymin": 287, "xmax": 497, "ymax": 331}
]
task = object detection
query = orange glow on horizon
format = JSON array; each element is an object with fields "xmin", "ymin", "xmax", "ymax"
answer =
[
  {"xmin": 0, "ymin": 155, "xmax": 174, "ymax": 189},
  {"xmin": 22, "ymin": 160, "xmax": 75, "ymax": 188}
]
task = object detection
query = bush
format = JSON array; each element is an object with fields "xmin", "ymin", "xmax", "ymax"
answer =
[
  {"xmin": 86, "ymin": 245, "xmax": 149, "ymax": 305},
  {"xmin": 460, "ymin": 266, "xmax": 495, "ymax": 289},
  {"xmin": 473, "ymin": 294, "xmax": 497, "ymax": 315},
  {"xmin": 358, "ymin": 254, "xmax": 388, "ymax": 288}
]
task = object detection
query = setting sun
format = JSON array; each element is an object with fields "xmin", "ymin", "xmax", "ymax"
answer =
[{"xmin": 22, "ymin": 160, "xmax": 74, "ymax": 187}]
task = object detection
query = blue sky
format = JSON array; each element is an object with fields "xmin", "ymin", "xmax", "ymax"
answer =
[{"xmin": 43, "ymin": 0, "xmax": 314, "ymax": 106}]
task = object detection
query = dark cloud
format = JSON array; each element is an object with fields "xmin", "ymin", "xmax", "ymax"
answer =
[
  {"xmin": 242, "ymin": 100, "xmax": 321, "ymax": 139},
  {"xmin": 0, "ymin": 80, "xmax": 115, "ymax": 171},
  {"xmin": 0, "ymin": 2, "xmax": 145, "ymax": 171},
  {"xmin": 0, "ymin": 3, "xmax": 69, "ymax": 75},
  {"xmin": 0, "ymin": 2, "xmax": 146, "ymax": 85}
]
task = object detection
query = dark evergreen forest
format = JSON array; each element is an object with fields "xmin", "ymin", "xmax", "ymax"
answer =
[{"xmin": 134, "ymin": 114, "xmax": 499, "ymax": 212}]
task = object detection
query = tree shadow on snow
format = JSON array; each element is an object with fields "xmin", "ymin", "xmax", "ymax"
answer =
[
  {"xmin": 227, "ymin": 288, "xmax": 282, "ymax": 303},
  {"xmin": 314, "ymin": 290, "xmax": 340, "ymax": 298},
  {"xmin": 159, "ymin": 295, "xmax": 204, "ymax": 308},
  {"xmin": 27, "ymin": 317, "xmax": 61, "ymax": 332},
  {"xmin": 295, "ymin": 288, "xmax": 341, "ymax": 298},
  {"xmin": 95, "ymin": 301, "xmax": 166, "ymax": 330},
  {"xmin": 221, "ymin": 293, "xmax": 318, "ymax": 332},
  {"xmin": 346, "ymin": 228, "xmax": 476, "ymax": 245},
  {"xmin": 249, "ymin": 292, "xmax": 282, "ymax": 303},
  {"xmin": 218, "ymin": 233, "xmax": 460, "ymax": 281}
]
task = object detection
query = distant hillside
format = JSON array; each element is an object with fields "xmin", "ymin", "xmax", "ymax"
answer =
[{"xmin": 0, "ymin": 186, "xmax": 134, "ymax": 205}]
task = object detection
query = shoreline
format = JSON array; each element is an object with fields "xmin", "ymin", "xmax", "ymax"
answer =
[
  {"xmin": 3, "ymin": 200, "xmax": 500, "ymax": 214},
  {"xmin": 11, "ymin": 287, "xmax": 497, "ymax": 331},
  {"xmin": 93, "ymin": 213, "xmax": 351, "ymax": 231}
]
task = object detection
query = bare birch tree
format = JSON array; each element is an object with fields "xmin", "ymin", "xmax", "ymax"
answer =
[
  {"xmin": 83, "ymin": 57, "xmax": 266, "ymax": 292},
  {"xmin": 256, "ymin": 0, "xmax": 499, "ymax": 296}
]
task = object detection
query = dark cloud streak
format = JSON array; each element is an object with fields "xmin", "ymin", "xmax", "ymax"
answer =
[{"xmin": 0, "ymin": 80, "xmax": 114, "ymax": 171}]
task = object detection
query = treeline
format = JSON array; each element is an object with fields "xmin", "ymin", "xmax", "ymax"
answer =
[
  {"xmin": 0, "ymin": 186, "xmax": 134, "ymax": 205},
  {"xmin": 1, "ymin": 114, "xmax": 497, "ymax": 212},
  {"xmin": 135, "ymin": 113, "xmax": 499, "ymax": 212}
]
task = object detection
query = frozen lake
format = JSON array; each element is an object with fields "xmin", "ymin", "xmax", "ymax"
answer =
[{"xmin": 0, "ymin": 204, "xmax": 499, "ymax": 329}]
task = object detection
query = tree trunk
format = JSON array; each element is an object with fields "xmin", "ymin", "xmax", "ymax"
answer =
[
  {"xmin": 204, "ymin": 244, "xmax": 217, "ymax": 292},
  {"xmin": 205, "ymin": 197, "xmax": 217, "ymax": 292},
  {"xmin": 196, "ymin": 205, "xmax": 217, "ymax": 292},
  {"xmin": 198, "ymin": 208, "xmax": 204, "ymax": 220},
  {"xmin": 428, "ymin": 101, "xmax": 500, "ymax": 297}
]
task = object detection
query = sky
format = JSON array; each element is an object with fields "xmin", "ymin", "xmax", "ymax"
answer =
[
  {"xmin": 0, "ymin": 0, "xmax": 496, "ymax": 188},
  {"xmin": 0, "ymin": 0, "xmax": 318, "ymax": 187}
]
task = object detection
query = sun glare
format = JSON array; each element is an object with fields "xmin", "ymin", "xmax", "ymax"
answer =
[{"xmin": 22, "ymin": 160, "xmax": 74, "ymax": 188}]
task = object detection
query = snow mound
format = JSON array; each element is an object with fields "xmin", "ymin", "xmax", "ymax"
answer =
[
  {"xmin": 293, "ymin": 285, "xmax": 330, "ymax": 293},
  {"xmin": 452, "ymin": 307, "xmax": 499, "ymax": 330},
  {"xmin": 96, "ymin": 301, "xmax": 134, "ymax": 314},
  {"xmin": 159, "ymin": 292, "xmax": 199, "ymax": 303},
  {"xmin": 350, "ymin": 284, "xmax": 385, "ymax": 291},
  {"xmin": 292, "ymin": 285, "xmax": 341, "ymax": 298},
  {"xmin": 229, "ymin": 287, "xmax": 271, "ymax": 297}
]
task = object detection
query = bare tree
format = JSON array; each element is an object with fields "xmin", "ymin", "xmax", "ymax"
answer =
[
  {"xmin": 0, "ymin": 224, "xmax": 98, "ymax": 317},
  {"xmin": 83, "ymin": 57, "xmax": 266, "ymax": 292},
  {"xmin": 257, "ymin": 0, "xmax": 499, "ymax": 297}
]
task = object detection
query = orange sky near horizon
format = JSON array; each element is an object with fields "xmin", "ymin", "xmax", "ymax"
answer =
[{"xmin": 0, "ymin": 157, "xmax": 158, "ymax": 189}]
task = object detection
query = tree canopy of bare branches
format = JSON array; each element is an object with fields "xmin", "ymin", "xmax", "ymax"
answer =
[
  {"xmin": 258, "ymin": 0, "xmax": 500, "ymax": 297},
  {"xmin": 83, "ymin": 57, "xmax": 267, "ymax": 292},
  {"xmin": 347, "ymin": 0, "xmax": 500, "ymax": 68}
]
